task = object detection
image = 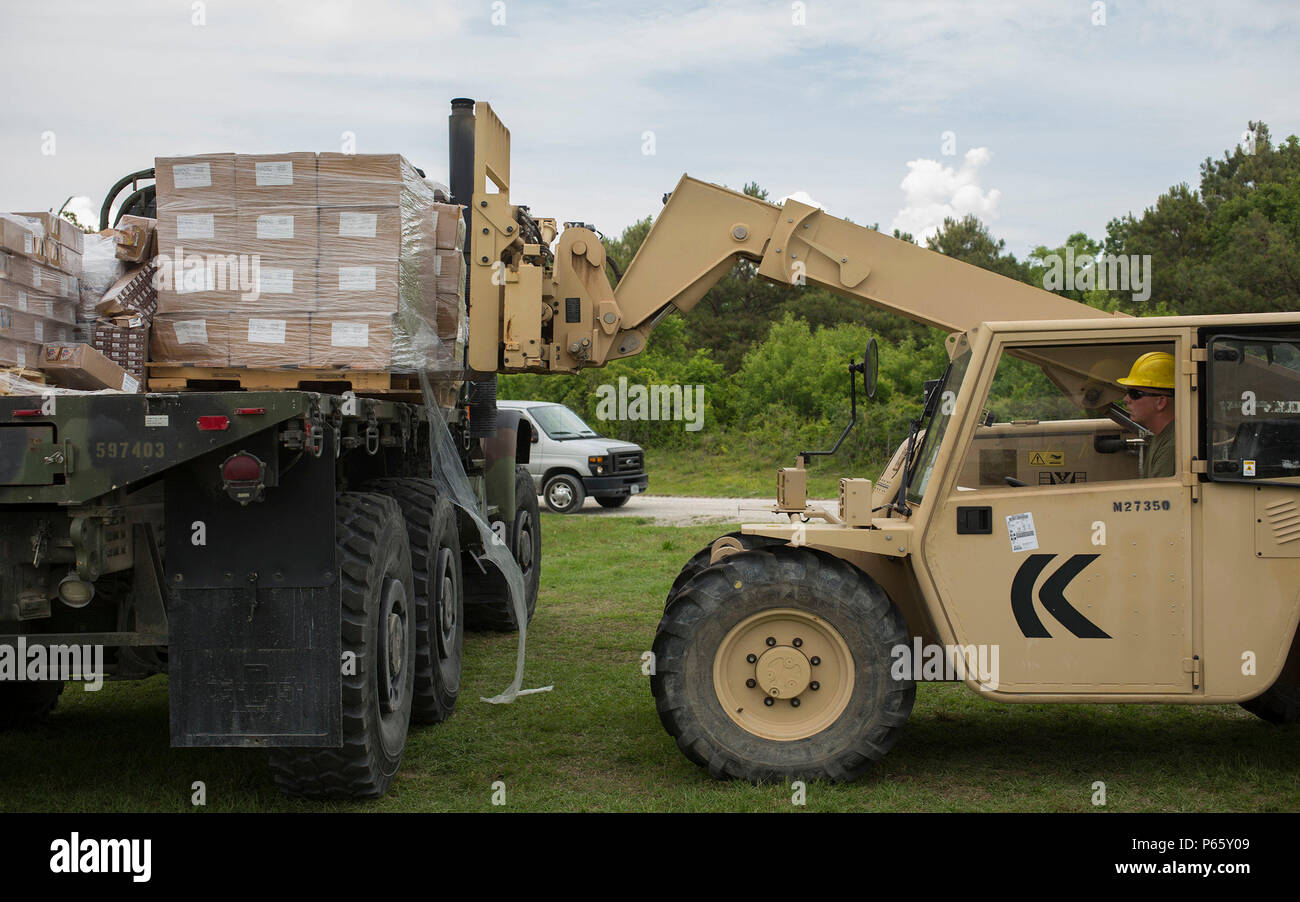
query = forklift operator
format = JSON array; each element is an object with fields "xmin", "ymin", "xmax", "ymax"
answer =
[{"xmin": 1117, "ymin": 352, "xmax": 1175, "ymax": 478}]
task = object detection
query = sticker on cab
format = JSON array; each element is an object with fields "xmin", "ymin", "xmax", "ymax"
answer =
[
  {"xmin": 1028, "ymin": 451, "xmax": 1065, "ymax": 467},
  {"xmin": 1006, "ymin": 511, "xmax": 1039, "ymax": 553}
]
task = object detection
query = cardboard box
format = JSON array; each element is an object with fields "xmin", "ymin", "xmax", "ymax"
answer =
[
  {"xmin": 316, "ymin": 256, "xmax": 399, "ymax": 313},
  {"xmin": 0, "ymin": 307, "xmax": 73, "ymax": 345},
  {"xmin": 0, "ymin": 215, "xmax": 45, "ymax": 261},
  {"xmin": 91, "ymin": 320, "xmax": 149, "ymax": 382},
  {"xmin": 227, "ymin": 313, "xmax": 311, "ymax": 367},
  {"xmin": 316, "ymin": 153, "xmax": 410, "ymax": 206},
  {"xmin": 39, "ymin": 343, "xmax": 139, "ymax": 392},
  {"xmin": 1, "ymin": 253, "xmax": 76, "ymax": 297},
  {"xmin": 235, "ymin": 206, "xmax": 318, "ymax": 258},
  {"xmin": 430, "ymin": 202, "xmax": 466, "ymax": 251},
  {"xmin": 0, "ymin": 338, "xmax": 41, "ymax": 369},
  {"xmin": 151, "ymin": 314, "xmax": 228, "ymax": 366},
  {"xmin": 16, "ymin": 212, "xmax": 84, "ymax": 254},
  {"xmin": 0, "ymin": 283, "xmax": 73, "ymax": 322},
  {"xmin": 95, "ymin": 263, "xmax": 158, "ymax": 318},
  {"xmin": 310, "ymin": 312, "xmax": 394, "ymax": 369},
  {"xmin": 155, "ymin": 208, "xmax": 238, "ymax": 257},
  {"xmin": 114, "ymin": 215, "xmax": 157, "ymax": 263},
  {"xmin": 235, "ymin": 153, "xmax": 317, "ymax": 207},
  {"xmin": 433, "ymin": 250, "xmax": 464, "ymax": 296},
  {"xmin": 317, "ymin": 205, "xmax": 401, "ymax": 259},
  {"xmin": 157, "ymin": 254, "xmax": 312, "ymax": 314},
  {"xmin": 155, "ymin": 153, "xmax": 236, "ymax": 211},
  {"xmin": 45, "ymin": 240, "xmax": 82, "ymax": 276}
]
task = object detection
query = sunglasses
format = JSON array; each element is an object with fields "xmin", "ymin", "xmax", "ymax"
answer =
[{"xmin": 1125, "ymin": 388, "xmax": 1171, "ymax": 401}]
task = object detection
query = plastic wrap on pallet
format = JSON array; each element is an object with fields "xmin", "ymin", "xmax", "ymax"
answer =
[
  {"xmin": 0, "ymin": 369, "xmax": 128, "ymax": 397},
  {"xmin": 78, "ymin": 233, "xmax": 125, "ymax": 323},
  {"xmin": 151, "ymin": 149, "xmax": 468, "ymax": 375}
]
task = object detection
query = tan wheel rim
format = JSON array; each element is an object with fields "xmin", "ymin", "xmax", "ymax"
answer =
[{"xmin": 713, "ymin": 607, "xmax": 855, "ymax": 741}]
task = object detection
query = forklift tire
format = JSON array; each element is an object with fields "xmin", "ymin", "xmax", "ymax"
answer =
[
  {"xmin": 0, "ymin": 681, "xmax": 64, "ymax": 730},
  {"xmin": 665, "ymin": 531, "xmax": 787, "ymax": 608},
  {"xmin": 268, "ymin": 492, "xmax": 416, "ymax": 799},
  {"xmin": 651, "ymin": 546, "xmax": 914, "ymax": 783},
  {"xmin": 365, "ymin": 478, "xmax": 463, "ymax": 725},
  {"xmin": 465, "ymin": 466, "xmax": 541, "ymax": 632},
  {"xmin": 1240, "ymin": 681, "xmax": 1300, "ymax": 724}
]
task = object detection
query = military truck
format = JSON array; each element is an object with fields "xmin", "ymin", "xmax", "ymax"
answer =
[{"xmin": 0, "ymin": 100, "xmax": 541, "ymax": 800}]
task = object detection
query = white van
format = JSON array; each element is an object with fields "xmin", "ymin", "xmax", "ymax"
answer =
[{"xmin": 498, "ymin": 400, "xmax": 648, "ymax": 513}]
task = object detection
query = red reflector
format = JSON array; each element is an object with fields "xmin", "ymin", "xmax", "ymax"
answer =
[
  {"xmin": 13, "ymin": 409, "xmax": 41, "ymax": 417},
  {"xmin": 198, "ymin": 415, "xmax": 230, "ymax": 431},
  {"xmin": 222, "ymin": 453, "xmax": 262, "ymax": 481},
  {"xmin": 234, "ymin": 407, "xmax": 266, "ymax": 415}
]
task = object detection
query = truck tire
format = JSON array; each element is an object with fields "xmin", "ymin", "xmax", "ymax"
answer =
[
  {"xmin": 543, "ymin": 472, "xmax": 584, "ymax": 514},
  {"xmin": 1240, "ymin": 680, "xmax": 1300, "ymax": 724},
  {"xmin": 596, "ymin": 496, "xmax": 630, "ymax": 509},
  {"xmin": 651, "ymin": 546, "xmax": 914, "ymax": 783},
  {"xmin": 0, "ymin": 681, "xmax": 64, "ymax": 730},
  {"xmin": 465, "ymin": 466, "xmax": 541, "ymax": 632},
  {"xmin": 364, "ymin": 478, "xmax": 463, "ymax": 725},
  {"xmin": 665, "ymin": 531, "xmax": 787, "ymax": 608},
  {"xmin": 268, "ymin": 492, "xmax": 416, "ymax": 800}
]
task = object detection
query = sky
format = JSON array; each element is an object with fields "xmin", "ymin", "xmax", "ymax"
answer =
[{"xmin": 1, "ymin": 0, "xmax": 1297, "ymax": 257}]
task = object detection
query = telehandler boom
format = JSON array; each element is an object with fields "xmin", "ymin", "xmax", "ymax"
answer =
[{"xmin": 461, "ymin": 99, "xmax": 1300, "ymax": 782}]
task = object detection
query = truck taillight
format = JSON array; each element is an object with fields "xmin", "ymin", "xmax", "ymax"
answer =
[
  {"xmin": 220, "ymin": 451, "xmax": 266, "ymax": 504},
  {"xmin": 12, "ymin": 409, "xmax": 41, "ymax": 417},
  {"xmin": 198, "ymin": 415, "xmax": 230, "ymax": 431}
]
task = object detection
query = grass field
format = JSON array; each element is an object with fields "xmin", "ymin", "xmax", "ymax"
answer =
[{"xmin": 0, "ymin": 514, "xmax": 1295, "ymax": 812}]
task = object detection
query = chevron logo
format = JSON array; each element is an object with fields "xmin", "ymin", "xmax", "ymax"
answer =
[{"xmin": 1010, "ymin": 553, "xmax": 1111, "ymax": 639}]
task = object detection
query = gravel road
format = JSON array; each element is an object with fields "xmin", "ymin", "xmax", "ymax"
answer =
[{"xmin": 547, "ymin": 494, "xmax": 837, "ymax": 526}]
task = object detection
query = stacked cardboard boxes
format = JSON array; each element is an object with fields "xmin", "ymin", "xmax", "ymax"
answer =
[
  {"xmin": 151, "ymin": 152, "xmax": 466, "ymax": 372},
  {"xmin": 0, "ymin": 214, "xmax": 80, "ymax": 369}
]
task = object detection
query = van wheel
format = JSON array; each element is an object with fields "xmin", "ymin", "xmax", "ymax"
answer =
[
  {"xmin": 365, "ymin": 478, "xmax": 463, "ymax": 725},
  {"xmin": 651, "ymin": 546, "xmax": 913, "ymax": 782},
  {"xmin": 268, "ymin": 492, "xmax": 415, "ymax": 799},
  {"xmin": 543, "ymin": 473, "xmax": 584, "ymax": 514},
  {"xmin": 596, "ymin": 496, "xmax": 630, "ymax": 509}
]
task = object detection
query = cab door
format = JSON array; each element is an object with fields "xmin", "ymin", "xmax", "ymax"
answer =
[{"xmin": 918, "ymin": 332, "xmax": 1196, "ymax": 696}]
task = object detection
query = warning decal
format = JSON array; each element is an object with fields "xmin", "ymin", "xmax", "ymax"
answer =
[{"xmin": 1028, "ymin": 450, "xmax": 1065, "ymax": 467}]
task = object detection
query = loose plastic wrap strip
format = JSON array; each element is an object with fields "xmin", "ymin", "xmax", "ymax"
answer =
[
  {"xmin": 420, "ymin": 370, "xmax": 551, "ymax": 705},
  {"xmin": 151, "ymin": 150, "xmax": 468, "ymax": 374},
  {"xmin": 78, "ymin": 233, "xmax": 125, "ymax": 323}
]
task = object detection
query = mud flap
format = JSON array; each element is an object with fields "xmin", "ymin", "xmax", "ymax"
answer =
[{"xmin": 169, "ymin": 585, "xmax": 341, "ymax": 748}]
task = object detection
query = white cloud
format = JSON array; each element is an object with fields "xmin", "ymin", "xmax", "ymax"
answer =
[
  {"xmin": 62, "ymin": 196, "xmax": 100, "ymax": 231},
  {"xmin": 890, "ymin": 148, "xmax": 1002, "ymax": 244},
  {"xmin": 777, "ymin": 190, "xmax": 823, "ymax": 209}
]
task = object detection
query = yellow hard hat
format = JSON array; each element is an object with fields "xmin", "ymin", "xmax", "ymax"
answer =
[{"xmin": 1117, "ymin": 351, "xmax": 1175, "ymax": 390}]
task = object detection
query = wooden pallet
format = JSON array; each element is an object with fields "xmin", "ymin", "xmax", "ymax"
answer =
[{"xmin": 146, "ymin": 363, "xmax": 426, "ymax": 398}]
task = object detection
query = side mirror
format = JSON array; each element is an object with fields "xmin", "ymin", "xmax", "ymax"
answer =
[
  {"xmin": 530, "ymin": 429, "xmax": 539, "ymax": 443},
  {"xmin": 862, "ymin": 337, "xmax": 879, "ymax": 399}
]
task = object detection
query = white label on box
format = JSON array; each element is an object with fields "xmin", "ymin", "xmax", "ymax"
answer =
[
  {"xmin": 31, "ymin": 268, "xmax": 41, "ymax": 288},
  {"xmin": 337, "ymin": 212, "xmax": 377, "ymax": 238},
  {"xmin": 44, "ymin": 300, "xmax": 53, "ymax": 317},
  {"xmin": 15, "ymin": 348, "xmax": 26, "ymax": 368},
  {"xmin": 33, "ymin": 321, "xmax": 43, "ymax": 342},
  {"xmin": 177, "ymin": 265, "xmax": 216, "ymax": 293},
  {"xmin": 16, "ymin": 289, "xmax": 26, "ymax": 312},
  {"xmin": 258, "ymin": 269, "xmax": 294, "ymax": 294},
  {"xmin": 176, "ymin": 213, "xmax": 215, "ymax": 240},
  {"xmin": 338, "ymin": 266, "xmax": 376, "ymax": 292},
  {"xmin": 23, "ymin": 233, "xmax": 33, "ymax": 254},
  {"xmin": 434, "ymin": 255, "xmax": 441, "ymax": 276},
  {"xmin": 255, "ymin": 161, "xmax": 294, "ymax": 186},
  {"xmin": 121, "ymin": 373, "xmax": 139, "ymax": 394},
  {"xmin": 1006, "ymin": 511, "xmax": 1039, "ymax": 553},
  {"xmin": 248, "ymin": 319, "xmax": 287, "ymax": 344},
  {"xmin": 145, "ymin": 414, "xmax": 169, "ymax": 428},
  {"xmin": 173, "ymin": 163, "xmax": 212, "ymax": 189},
  {"xmin": 172, "ymin": 319, "xmax": 208, "ymax": 344},
  {"xmin": 257, "ymin": 215, "xmax": 295, "ymax": 239},
  {"xmin": 331, "ymin": 321, "xmax": 370, "ymax": 347}
]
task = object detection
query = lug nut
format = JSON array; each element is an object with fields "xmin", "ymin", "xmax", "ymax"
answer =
[
  {"xmin": 765, "ymin": 636, "xmax": 776, "ymax": 647},
  {"xmin": 810, "ymin": 681, "xmax": 820, "ymax": 691},
  {"xmin": 792, "ymin": 637, "xmax": 803, "ymax": 647},
  {"xmin": 810, "ymin": 656, "xmax": 821, "ymax": 666},
  {"xmin": 763, "ymin": 697, "xmax": 774, "ymax": 707},
  {"xmin": 746, "ymin": 678, "xmax": 756, "ymax": 688},
  {"xmin": 790, "ymin": 698, "xmax": 801, "ymax": 707},
  {"xmin": 746, "ymin": 653, "xmax": 757, "ymax": 664}
]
